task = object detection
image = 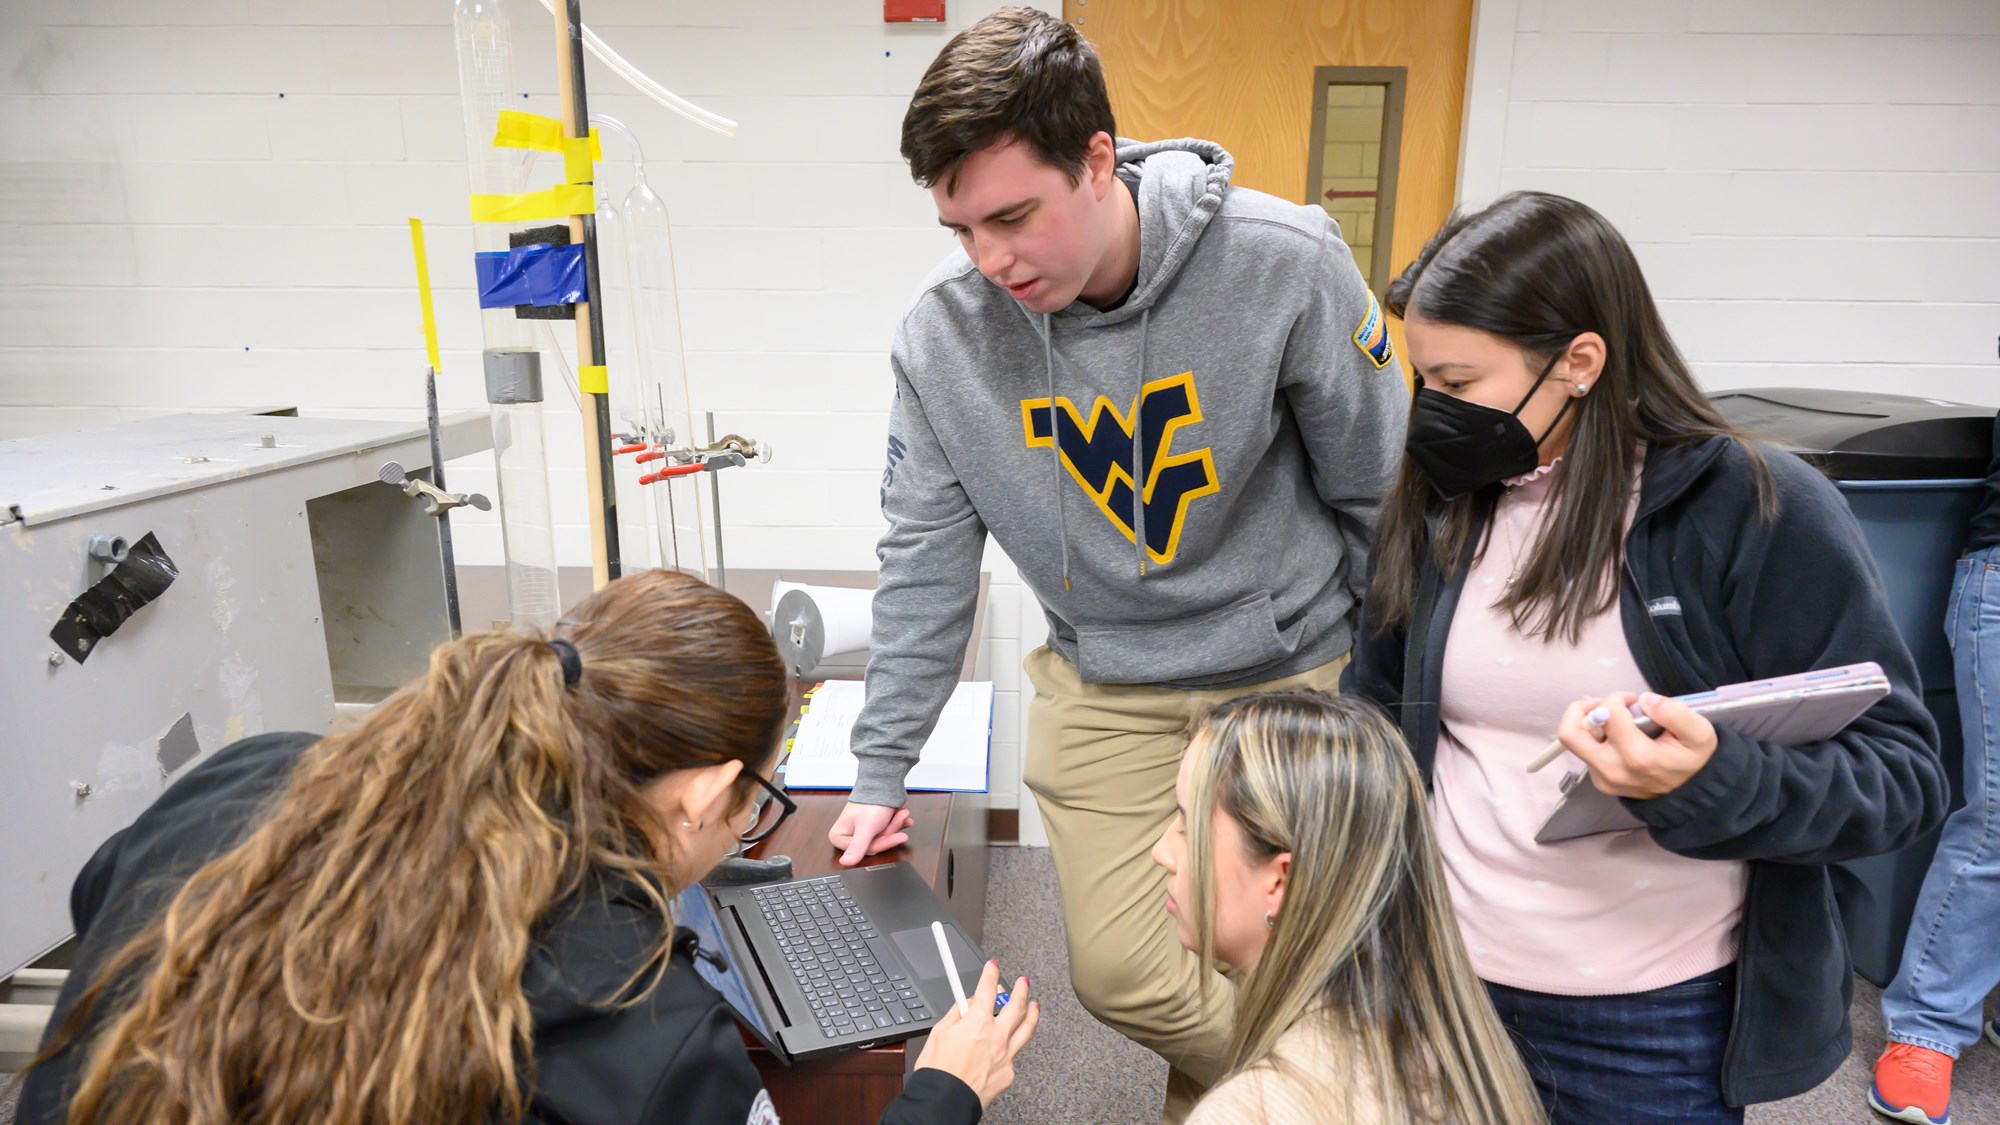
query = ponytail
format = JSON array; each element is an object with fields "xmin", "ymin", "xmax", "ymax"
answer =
[{"xmin": 41, "ymin": 569, "xmax": 789, "ymax": 1125}]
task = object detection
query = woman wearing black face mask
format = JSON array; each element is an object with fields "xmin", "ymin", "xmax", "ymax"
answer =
[{"xmin": 1341, "ymin": 192, "xmax": 1946, "ymax": 1125}]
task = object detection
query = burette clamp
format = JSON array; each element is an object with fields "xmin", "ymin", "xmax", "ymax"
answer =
[
  {"xmin": 637, "ymin": 447, "xmax": 752, "ymax": 486},
  {"xmin": 377, "ymin": 461, "xmax": 492, "ymax": 517},
  {"xmin": 630, "ymin": 431, "xmax": 770, "ymax": 487},
  {"xmin": 699, "ymin": 433, "xmax": 774, "ymax": 464}
]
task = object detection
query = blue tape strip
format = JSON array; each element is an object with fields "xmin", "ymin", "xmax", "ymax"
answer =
[{"xmin": 474, "ymin": 242, "xmax": 588, "ymax": 309}]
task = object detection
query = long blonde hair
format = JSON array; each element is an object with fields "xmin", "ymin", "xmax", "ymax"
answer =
[
  {"xmin": 1185, "ymin": 691, "xmax": 1543, "ymax": 1124},
  {"xmin": 33, "ymin": 569, "xmax": 790, "ymax": 1125}
]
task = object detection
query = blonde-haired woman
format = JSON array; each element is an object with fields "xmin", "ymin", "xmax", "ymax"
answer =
[
  {"xmin": 19, "ymin": 569, "xmax": 1035, "ymax": 1125},
  {"xmin": 1151, "ymin": 691, "xmax": 1543, "ymax": 1125}
]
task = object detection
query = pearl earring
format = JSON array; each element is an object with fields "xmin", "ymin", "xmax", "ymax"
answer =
[{"xmin": 1572, "ymin": 382, "xmax": 1590, "ymax": 397}]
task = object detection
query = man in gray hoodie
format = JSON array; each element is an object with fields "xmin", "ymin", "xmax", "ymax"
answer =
[{"xmin": 830, "ymin": 10, "xmax": 1408, "ymax": 1116}]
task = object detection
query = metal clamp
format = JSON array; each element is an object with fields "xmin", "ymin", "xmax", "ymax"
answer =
[
  {"xmin": 627, "ymin": 432, "xmax": 769, "ymax": 487},
  {"xmin": 377, "ymin": 462, "xmax": 491, "ymax": 517},
  {"xmin": 702, "ymin": 433, "xmax": 774, "ymax": 464},
  {"xmin": 639, "ymin": 449, "xmax": 746, "ymax": 486}
]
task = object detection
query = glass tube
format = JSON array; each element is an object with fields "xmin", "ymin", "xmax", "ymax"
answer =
[
  {"xmin": 453, "ymin": 0, "xmax": 559, "ymax": 630},
  {"xmin": 490, "ymin": 403, "xmax": 560, "ymax": 629},
  {"xmin": 624, "ymin": 177, "xmax": 708, "ymax": 577},
  {"xmin": 593, "ymin": 185, "xmax": 659, "ymax": 570}
]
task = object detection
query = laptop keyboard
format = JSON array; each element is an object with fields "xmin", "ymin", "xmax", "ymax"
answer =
[{"xmin": 753, "ymin": 875, "xmax": 935, "ymax": 1039}]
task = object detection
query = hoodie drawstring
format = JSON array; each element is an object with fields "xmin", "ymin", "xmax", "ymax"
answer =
[
  {"xmin": 1044, "ymin": 313, "xmax": 1072, "ymax": 592},
  {"xmin": 1132, "ymin": 308, "xmax": 1150, "ymax": 580},
  {"xmin": 1046, "ymin": 308, "xmax": 1155, "ymax": 590}
]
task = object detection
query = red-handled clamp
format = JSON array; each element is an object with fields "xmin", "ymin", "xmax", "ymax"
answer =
[{"xmin": 638, "ymin": 463, "xmax": 706, "ymax": 485}]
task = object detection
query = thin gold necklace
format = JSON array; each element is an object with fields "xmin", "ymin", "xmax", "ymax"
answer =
[{"xmin": 1500, "ymin": 462, "xmax": 1560, "ymax": 590}]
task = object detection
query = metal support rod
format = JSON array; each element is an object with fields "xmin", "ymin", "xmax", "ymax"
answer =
[
  {"xmin": 557, "ymin": 0, "xmax": 621, "ymax": 589},
  {"xmin": 657, "ymin": 384, "xmax": 683, "ymax": 572},
  {"xmin": 425, "ymin": 367, "xmax": 463, "ymax": 638},
  {"xmin": 707, "ymin": 411, "xmax": 726, "ymax": 589}
]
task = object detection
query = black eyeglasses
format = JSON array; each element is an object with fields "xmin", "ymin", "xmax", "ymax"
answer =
[{"xmin": 738, "ymin": 768, "xmax": 797, "ymax": 845}]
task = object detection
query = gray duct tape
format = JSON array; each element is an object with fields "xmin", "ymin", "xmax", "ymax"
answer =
[
  {"xmin": 49, "ymin": 531, "xmax": 178, "ymax": 663},
  {"xmin": 484, "ymin": 350, "xmax": 545, "ymax": 405},
  {"xmin": 157, "ymin": 712, "xmax": 200, "ymax": 775}
]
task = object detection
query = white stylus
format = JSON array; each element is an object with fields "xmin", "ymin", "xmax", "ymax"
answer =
[{"xmin": 932, "ymin": 920, "xmax": 970, "ymax": 1017}]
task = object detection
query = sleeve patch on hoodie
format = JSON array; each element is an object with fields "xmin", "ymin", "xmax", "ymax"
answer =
[{"xmin": 1352, "ymin": 293, "xmax": 1395, "ymax": 369}]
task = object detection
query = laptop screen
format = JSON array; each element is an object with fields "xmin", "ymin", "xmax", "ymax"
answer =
[{"xmin": 673, "ymin": 884, "xmax": 781, "ymax": 1051}]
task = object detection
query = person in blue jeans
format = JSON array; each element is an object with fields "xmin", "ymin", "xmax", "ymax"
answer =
[
  {"xmin": 1873, "ymin": 408, "xmax": 2000, "ymax": 1125},
  {"xmin": 1344, "ymin": 188, "xmax": 1945, "ymax": 1125}
]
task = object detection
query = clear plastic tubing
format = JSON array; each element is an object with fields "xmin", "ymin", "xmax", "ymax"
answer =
[
  {"xmin": 530, "ymin": 0, "xmax": 738, "ymax": 136},
  {"xmin": 452, "ymin": 0, "xmax": 560, "ymax": 631}
]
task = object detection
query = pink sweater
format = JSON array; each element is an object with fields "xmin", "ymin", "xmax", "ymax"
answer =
[{"xmin": 1431, "ymin": 457, "xmax": 1745, "ymax": 996}]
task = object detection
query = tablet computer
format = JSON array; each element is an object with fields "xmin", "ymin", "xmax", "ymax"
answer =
[{"xmin": 1533, "ymin": 664, "xmax": 1891, "ymax": 844}]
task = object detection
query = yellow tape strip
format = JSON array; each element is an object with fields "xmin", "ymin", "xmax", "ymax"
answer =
[
  {"xmin": 406, "ymin": 217, "xmax": 442, "ymax": 372},
  {"xmin": 493, "ymin": 110, "xmax": 561, "ymax": 150},
  {"xmin": 579, "ymin": 364, "xmax": 608, "ymax": 395},
  {"xmin": 493, "ymin": 111, "xmax": 601, "ymax": 155},
  {"xmin": 562, "ymin": 135, "xmax": 596, "ymax": 183},
  {"xmin": 468, "ymin": 182, "xmax": 596, "ymax": 223},
  {"xmin": 494, "ymin": 110, "xmax": 601, "ymax": 178}
]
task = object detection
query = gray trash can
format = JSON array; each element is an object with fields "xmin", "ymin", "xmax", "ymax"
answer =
[{"xmin": 1712, "ymin": 388, "xmax": 1990, "ymax": 986}]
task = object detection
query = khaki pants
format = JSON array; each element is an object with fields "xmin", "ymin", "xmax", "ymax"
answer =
[{"xmin": 1020, "ymin": 646, "xmax": 1348, "ymax": 1123}]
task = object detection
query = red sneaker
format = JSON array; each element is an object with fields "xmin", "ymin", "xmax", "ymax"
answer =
[{"xmin": 1871, "ymin": 1042, "xmax": 1953, "ymax": 1124}]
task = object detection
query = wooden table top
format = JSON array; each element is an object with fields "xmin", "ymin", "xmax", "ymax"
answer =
[{"xmin": 744, "ymin": 788, "xmax": 956, "ymax": 885}]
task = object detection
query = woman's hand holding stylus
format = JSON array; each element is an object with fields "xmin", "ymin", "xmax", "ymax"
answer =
[
  {"xmin": 1557, "ymin": 691, "xmax": 1719, "ymax": 799},
  {"xmin": 912, "ymin": 960, "xmax": 1039, "ymax": 1108}
]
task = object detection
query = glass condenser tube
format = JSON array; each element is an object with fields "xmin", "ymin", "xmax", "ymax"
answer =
[
  {"xmin": 623, "ymin": 176, "xmax": 708, "ymax": 577},
  {"xmin": 452, "ymin": 0, "xmax": 560, "ymax": 631},
  {"xmin": 592, "ymin": 183, "xmax": 658, "ymax": 570}
]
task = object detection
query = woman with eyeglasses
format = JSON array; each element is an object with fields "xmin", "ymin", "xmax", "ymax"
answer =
[{"xmin": 17, "ymin": 569, "xmax": 1037, "ymax": 1125}]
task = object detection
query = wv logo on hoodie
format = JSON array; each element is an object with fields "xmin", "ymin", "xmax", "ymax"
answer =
[{"xmin": 1021, "ymin": 372, "xmax": 1221, "ymax": 567}]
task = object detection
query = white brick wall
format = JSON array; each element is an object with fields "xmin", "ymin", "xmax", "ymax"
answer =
[
  {"xmin": 1457, "ymin": 0, "xmax": 2000, "ymax": 403},
  {"xmin": 0, "ymin": 0, "xmax": 1058, "ymax": 820}
]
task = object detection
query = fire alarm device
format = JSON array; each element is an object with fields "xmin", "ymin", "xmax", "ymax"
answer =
[{"xmin": 885, "ymin": 0, "xmax": 945, "ymax": 22}]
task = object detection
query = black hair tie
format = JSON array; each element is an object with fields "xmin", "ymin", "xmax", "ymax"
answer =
[{"xmin": 547, "ymin": 638, "xmax": 583, "ymax": 688}]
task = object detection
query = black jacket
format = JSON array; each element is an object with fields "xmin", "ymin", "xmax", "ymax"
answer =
[
  {"xmin": 17, "ymin": 732, "xmax": 981, "ymax": 1125},
  {"xmin": 1341, "ymin": 437, "xmax": 1948, "ymax": 1106}
]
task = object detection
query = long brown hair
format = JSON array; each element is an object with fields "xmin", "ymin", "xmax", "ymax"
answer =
[
  {"xmin": 35, "ymin": 569, "xmax": 789, "ymax": 1125},
  {"xmin": 1371, "ymin": 191, "xmax": 1770, "ymax": 644},
  {"xmin": 1185, "ymin": 692, "xmax": 1543, "ymax": 1124}
]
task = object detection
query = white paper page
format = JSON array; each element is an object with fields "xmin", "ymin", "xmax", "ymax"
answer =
[{"xmin": 783, "ymin": 680, "xmax": 993, "ymax": 793}]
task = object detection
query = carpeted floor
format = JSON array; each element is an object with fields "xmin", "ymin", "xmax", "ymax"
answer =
[
  {"xmin": 978, "ymin": 846, "xmax": 1999, "ymax": 1125},
  {"xmin": 4, "ymin": 846, "xmax": 1992, "ymax": 1124}
]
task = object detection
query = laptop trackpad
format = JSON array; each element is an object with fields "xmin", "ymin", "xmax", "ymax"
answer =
[{"xmin": 892, "ymin": 924, "xmax": 981, "ymax": 984}]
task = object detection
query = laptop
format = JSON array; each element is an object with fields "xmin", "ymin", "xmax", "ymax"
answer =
[{"xmin": 675, "ymin": 861, "xmax": 986, "ymax": 1063}]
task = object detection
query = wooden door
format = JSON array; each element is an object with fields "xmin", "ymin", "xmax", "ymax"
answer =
[{"xmin": 1065, "ymin": 0, "xmax": 1474, "ymax": 364}]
